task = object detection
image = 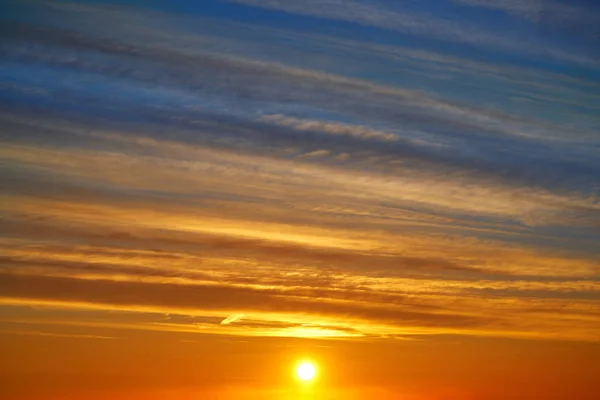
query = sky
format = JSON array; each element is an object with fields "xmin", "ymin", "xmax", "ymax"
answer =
[{"xmin": 0, "ymin": 0, "xmax": 599, "ymax": 399}]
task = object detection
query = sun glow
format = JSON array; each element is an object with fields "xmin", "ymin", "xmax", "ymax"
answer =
[{"xmin": 296, "ymin": 361, "xmax": 317, "ymax": 382}]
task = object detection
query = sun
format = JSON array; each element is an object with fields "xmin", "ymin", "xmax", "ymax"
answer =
[{"xmin": 295, "ymin": 361, "xmax": 317, "ymax": 382}]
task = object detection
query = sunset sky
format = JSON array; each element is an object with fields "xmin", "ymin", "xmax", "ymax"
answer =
[{"xmin": 1, "ymin": 0, "xmax": 599, "ymax": 399}]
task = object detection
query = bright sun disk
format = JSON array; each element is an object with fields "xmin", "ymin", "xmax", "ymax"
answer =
[{"xmin": 296, "ymin": 361, "xmax": 317, "ymax": 381}]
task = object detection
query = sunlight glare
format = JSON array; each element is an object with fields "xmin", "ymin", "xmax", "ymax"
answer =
[{"xmin": 296, "ymin": 361, "xmax": 317, "ymax": 382}]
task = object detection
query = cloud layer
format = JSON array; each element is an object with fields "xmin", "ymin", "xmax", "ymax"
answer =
[{"xmin": 0, "ymin": 0, "xmax": 599, "ymax": 343}]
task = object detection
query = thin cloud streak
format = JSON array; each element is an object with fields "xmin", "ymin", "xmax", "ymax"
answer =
[
  {"xmin": 260, "ymin": 115, "xmax": 399, "ymax": 143},
  {"xmin": 221, "ymin": 314, "xmax": 245, "ymax": 325},
  {"xmin": 0, "ymin": 329, "xmax": 117, "ymax": 340},
  {"xmin": 226, "ymin": 0, "xmax": 599, "ymax": 66}
]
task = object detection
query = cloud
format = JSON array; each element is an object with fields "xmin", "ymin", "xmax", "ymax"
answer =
[
  {"xmin": 260, "ymin": 114, "xmax": 399, "ymax": 142},
  {"xmin": 453, "ymin": 0, "xmax": 596, "ymax": 25},
  {"xmin": 0, "ymin": 272, "xmax": 482, "ymax": 328},
  {"xmin": 2, "ymin": 115, "xmax": 598, "ymax": 261},
  {"xmin": 0, "ymin": 329, "xmax": 117, "ymax": 340},
  {"xmin": 335, "ymin": 153, "xmax": 351, "ymax": 161},
  {"xmin": 221, "ymin": 314, "xmax": 245, "ymax": 325},
  {"xmin": 1, "ymin": 0, "xmax": 599, "ymax": 345},
  {"xmin": 301, "ymin": 149, "xmax": 330, "ymax": 158},
  {"xmin": 226, "ymin": 0, "xmax": 598, "ymax": 66},
  {"xmin": 4, "ymin": 19, "xmax": 598, "ymax": 146},
  {"xmin": 4, "ymin": 21, "xmax": 599, "ymax": 203},
  {"xmin": 0, "ymin": 272, "xmax": 598, "ymax": 341},
  {"xmin": 454, "ymin": 0, "xmax": 551, "ymax": 15}
]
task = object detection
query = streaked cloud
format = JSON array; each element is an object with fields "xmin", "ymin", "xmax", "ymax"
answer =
[
  {"xmin": 221, "ymin": 314, "xmax": 245, "ymax": 325},
  {"xmin": 301, "ymin": 149, "xmax": 331, "ymax": 158},
  {"xmin": 226, "ymin": 0, "xmax": 599, "ymax": 66},
  {"xmin": 260, "ymin": 114, "xmax": 399, "ymax": 143},
  {"xmin": 0, "ymin": 329, "xmax": 117, "ymax": 340}
]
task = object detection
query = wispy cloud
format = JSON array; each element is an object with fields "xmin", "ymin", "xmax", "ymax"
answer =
[
  {"xmin": 260, "ymin": 114, "xmax": 399, "ymax": 142},
  {"xmin": 226, "ymin": 0, "xmax": 599, "ymax": 66},
  {"xmin": 221, "ymin": 314, "xmax": 245, "ymax": 325},
  {"xmin": 453, "ymin": 0, "xmax": 593, "ymax": 24},
  {"xmin": 300, "ymin": 149, "xmax": 331, "ymax": 158},
  {"xmin": 0, "ymin": 329, "xmax": 117, "ymax": 340}
]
